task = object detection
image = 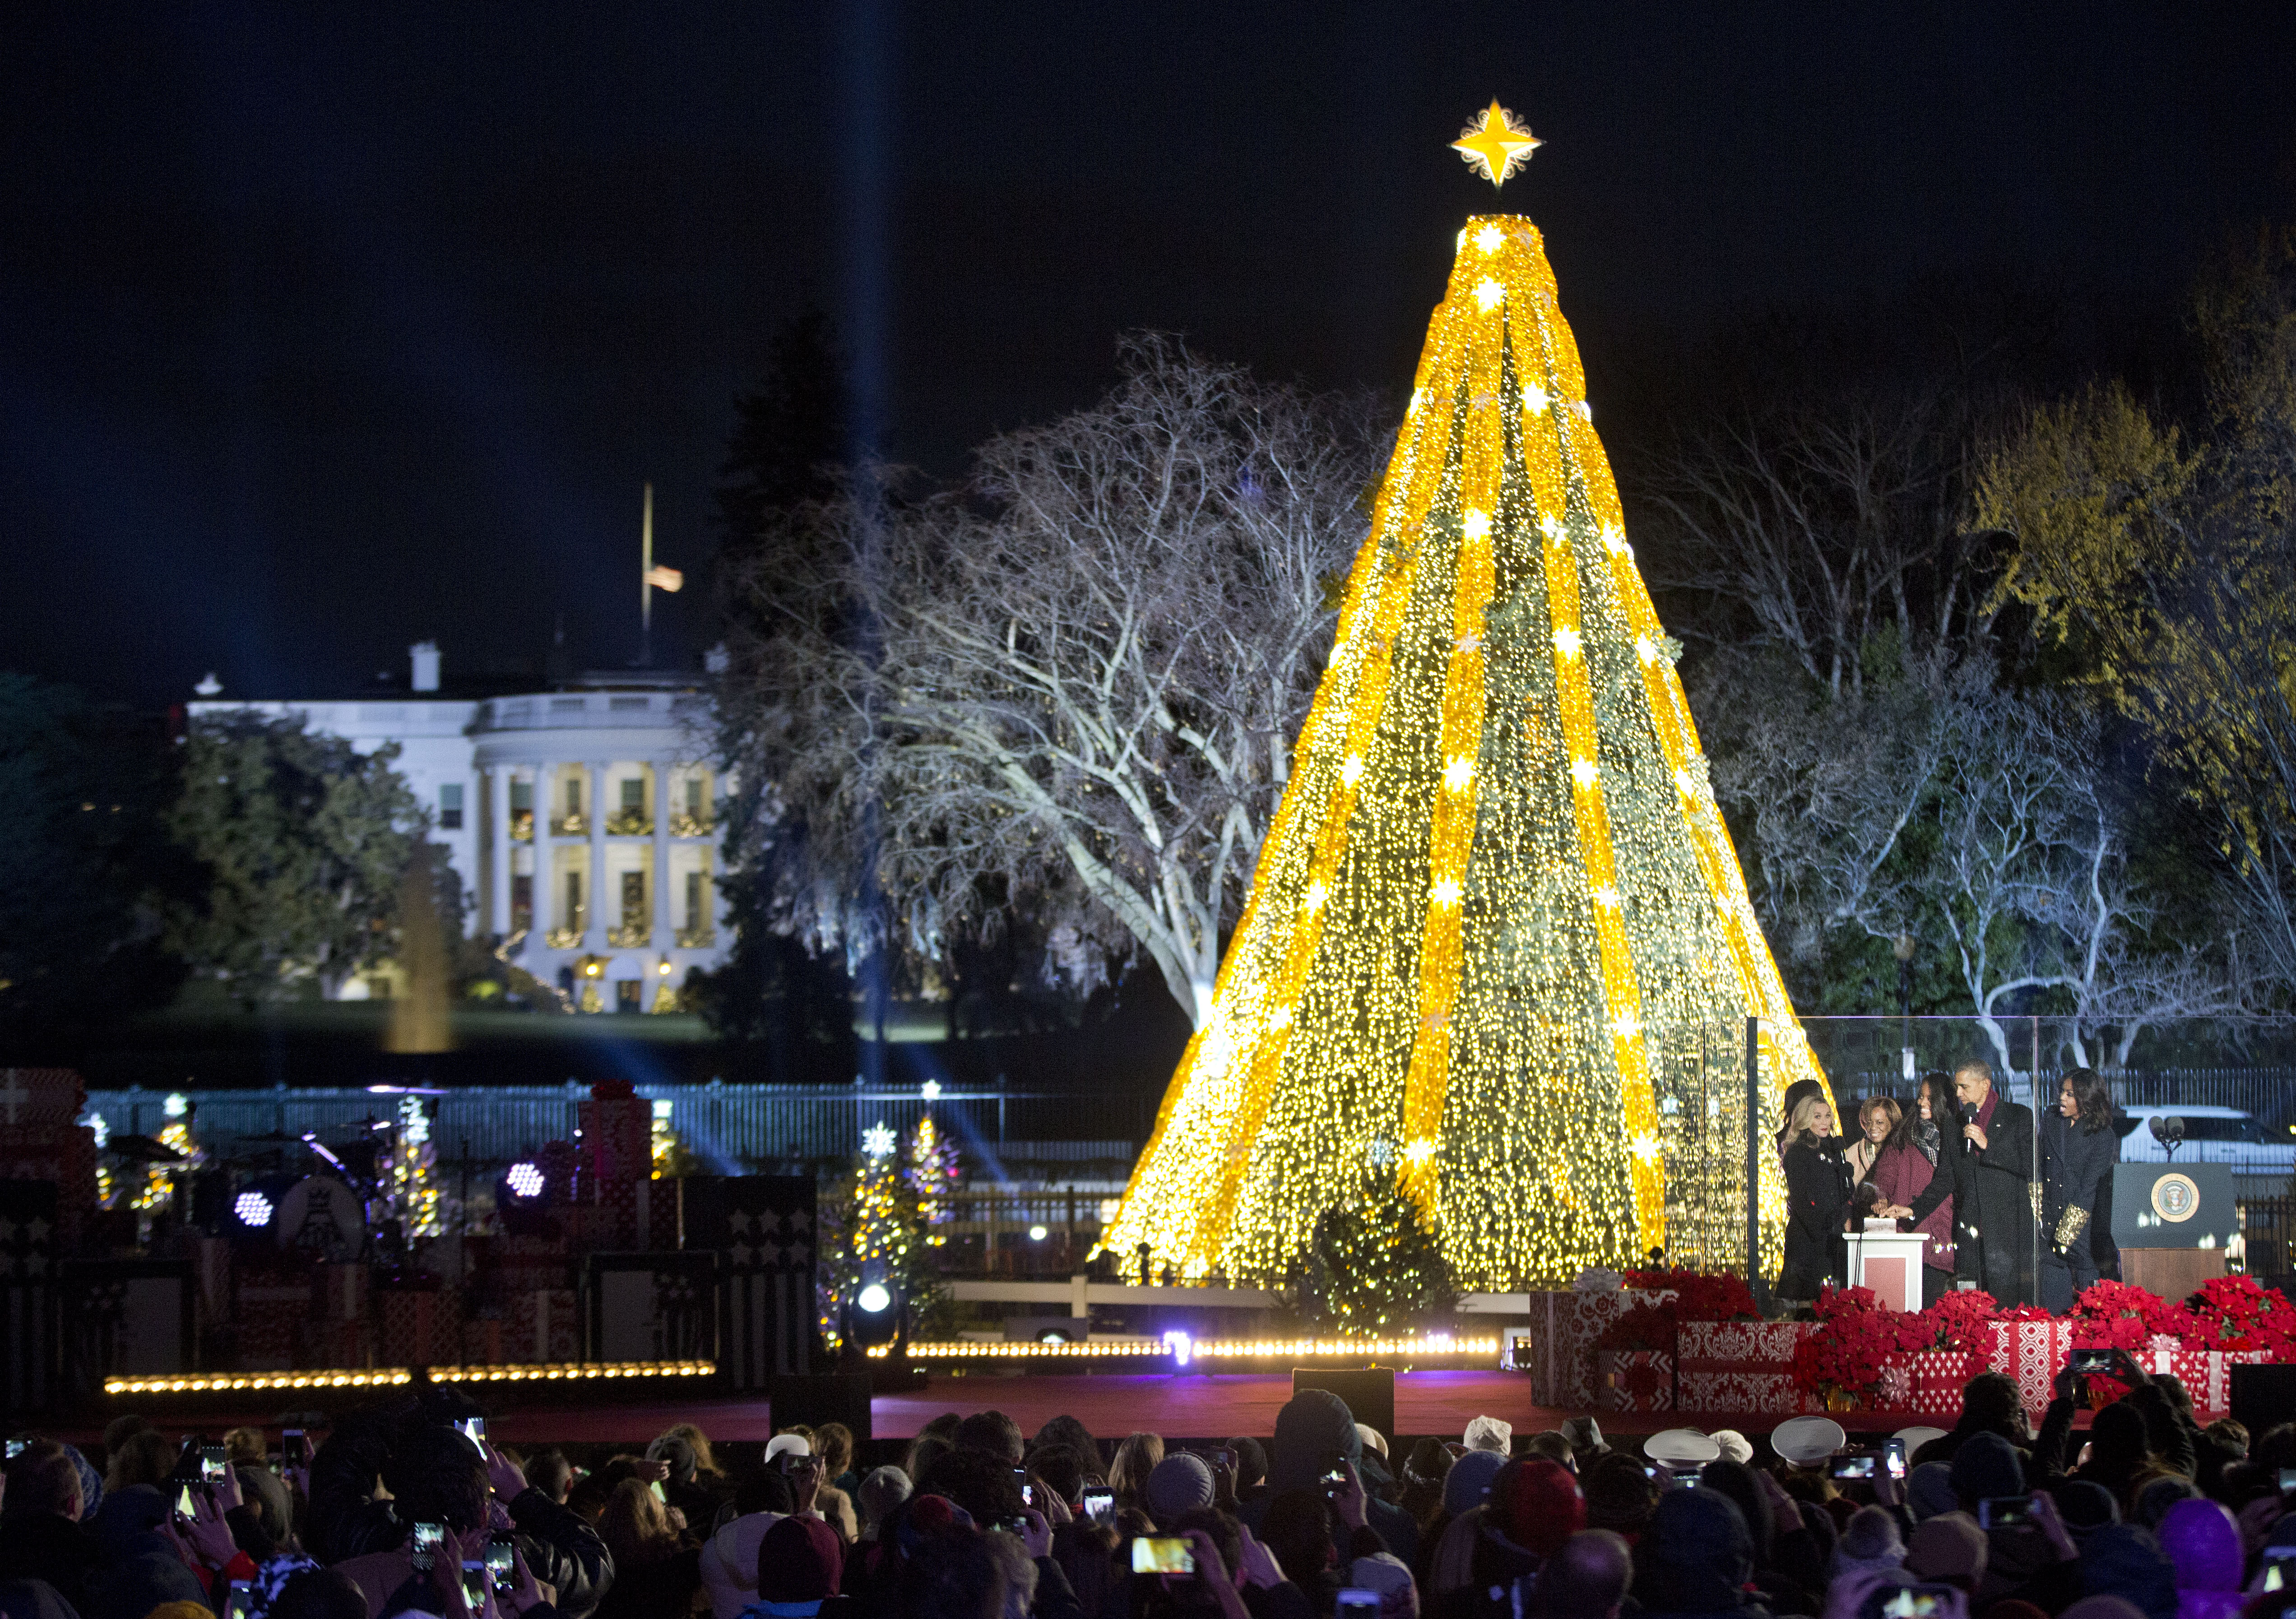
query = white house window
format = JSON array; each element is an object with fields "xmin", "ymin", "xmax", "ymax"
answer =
[{"xmin": 439, "ymin": 782, "xmax": 464, "ymax": 829}]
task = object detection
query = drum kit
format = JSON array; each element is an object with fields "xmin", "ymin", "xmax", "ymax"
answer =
[{"xmin": 101, "ymin": 1103, "xmax": 434, "ymax": 1262}]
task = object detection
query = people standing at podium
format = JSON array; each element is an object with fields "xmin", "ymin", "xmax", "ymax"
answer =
[
  {"xmin": 2040, "ymin": 1067, "xmax": 2120, "ymax": 1312},
  {"xmin": 1869, "ymin": 1072, "xmax": 1958, "ymax": 1306},
  {"xmin": 1777, "ymin": 1090, "xmax": 1854, "ymax": 1306},
  {"xmin": 1895, "ymin": 1060, "xmax": 2038, "ymax": 1307}
]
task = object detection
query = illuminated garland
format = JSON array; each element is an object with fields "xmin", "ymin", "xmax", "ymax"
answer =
[{"xmin": 1104, "ymin": 216, "xmax": 1829, "ymax": 1291}]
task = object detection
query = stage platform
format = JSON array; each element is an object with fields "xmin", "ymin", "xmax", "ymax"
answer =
[{"xmin": 66, "ymin": 1370, "xmax": 2089, "ymax": 1449}]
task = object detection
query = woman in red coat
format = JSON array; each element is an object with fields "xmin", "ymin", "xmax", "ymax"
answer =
[{"xmin": 1870, "ymin": 1071, "xmax": 1957, "ymax": 1306}]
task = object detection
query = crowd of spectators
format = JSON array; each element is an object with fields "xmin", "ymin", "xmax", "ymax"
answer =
[{"xmin": 4, "ymin": 1346, "xmax": 2291, "ymax": 1619}]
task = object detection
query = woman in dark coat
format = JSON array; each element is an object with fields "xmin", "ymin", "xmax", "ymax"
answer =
[
  {"xmin": 1777, "ymin": 1090, "xmax": 1852, "ymax": 1304},
  {"xmin": 2040, "ymin": 1067, "xmax": 2120, "ymax": 1311}
]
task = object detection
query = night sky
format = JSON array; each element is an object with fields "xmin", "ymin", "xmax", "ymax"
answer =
[{"xmin": 6, "ymin": 4, "xmax": 2291, "ymax": 708}]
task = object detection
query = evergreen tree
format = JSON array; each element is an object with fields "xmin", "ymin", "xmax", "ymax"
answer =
[
  {"xmin": 1306, "ymin": 1172, "xmax": 1458, "ymax": 1334},
  {"xmin": 0, "ymin": 674, "xmax": 186, "ymax": 1046},
  {"xmin": 167, "ymin": 709, "xmax": 426, "ymax": 1003}
]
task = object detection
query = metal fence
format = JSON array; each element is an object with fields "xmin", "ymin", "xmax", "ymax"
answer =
[{"xmin": 79, "ymin": 1083, "xmax": 1144, "ymax": 1180}]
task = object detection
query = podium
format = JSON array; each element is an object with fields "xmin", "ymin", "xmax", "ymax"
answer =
[{"xmin": 1848, "ymin": 1224, "xmax": 1932, "ymax": 1313}]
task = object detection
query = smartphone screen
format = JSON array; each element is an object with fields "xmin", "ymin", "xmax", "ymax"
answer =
[
  {"xmin": 456, "ymin": 1417, "xmax": 489, "ymax": 1461},
  {"xmin": 4, "ymin": 1439, "xmax": 25, "ymax": 1462},
  {"xmin": 460, "ymin": 1562, "xmax": 489, "ymax": 1611},
  {"xmin": 1866, "ymin": 1587, "xmax": 1950, "ymax": 1619},
  {"xmin": 2261, "ymin": 1551, "xmax": 2296, "ymax": 1593},
  {"xmin": 649, "ymin": 1480, "xmax": 667, "ymax": 1505},
  {"xmin": 2279, "ymin": 1468, "xmax": 2296, "ymax": 1494},
  {"xmin": 201, "ymin": 1446, "xmax": 229, "ymax": 1483},
  {"xmin": 1883, "ymin": 1439, "xmax": 1907, "ymax": 1480},
  {"xmin": 1020, "ymin": 1483, "xmax": 1034, "ymax": 1507},
  {"xmin": 1336, "ymin": 1594, "xmax": 1382, "ymax": 1619},
  {"xmin": 282, "ymin": 1429, "xmax": 306, "ymax": 1468},
  {"xmin": 1132, "ymin": 1537, "xmax": 1195, "ymax": 1576},
  {"xmin": 176, "ymin": 1484, "xmax": 197, "ymax": 1519},
  {"xmin": 1081, "ymin": 1488, "xmax": 1114, "ymax": 1522},
  {"xmin": 1211, "ymin": 1447, "xmax": 1236, "ymax": 1471},
  {"xmin": 1979, "ymin": 1496, "xmax": 2030, "ymax": 1530},
  {"xmin": 1832, "ymin": 1452, "xmax": 1877, "ymax": 1480},
  {"xmin": 2069, "ymin": 1348, "xmax": 2114, "ymax": 1375},
  {"xmin": 412, "ymin": 1522, "xmax": 445, "ymax": 1573},
  {"xmin": 224, "ymin": 1582, "xmax": 254, "ymax": 1619},
  {"xmin": 487, "ymin": 1533, "xmax": 516, "ymax": 1596}
]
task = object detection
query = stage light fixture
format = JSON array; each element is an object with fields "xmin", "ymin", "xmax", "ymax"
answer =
[
  {"xmin": 506, "ymin": 1162, "xmax": 546, "ymax": 1199},
  {"xmin": 233, "ymin": 1190, "xmax": 274, "ymax": 1228},
  {"xmin": 1036, "ymin": 1328, "xmax": 1072, "ymax": 1346},
  {"xmin": 1028, "ymin": 1224, "xmax": 1048, "ymax": 1241},
  {"xmin": 855, "ymin": 1282, "xmax": 892, "ymax": 1314}
]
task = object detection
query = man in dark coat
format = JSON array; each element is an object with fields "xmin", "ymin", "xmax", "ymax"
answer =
[
  {"xmin": 1900, "ymin": 1061, "xmax": 2036, "ymax": 1307},
  {"xmin": 1239, "ymin": 1390, "xmax": 1417, "ymax": 1565}
]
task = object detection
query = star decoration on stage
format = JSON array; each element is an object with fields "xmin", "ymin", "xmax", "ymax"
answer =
[
  {"xmin": 1452, "ymin": 100, "xmax": 1542, "ymax": 188},
  {"xmin": 862, "ymin": 1122, "xmax": 897, "ymax": 1158}
]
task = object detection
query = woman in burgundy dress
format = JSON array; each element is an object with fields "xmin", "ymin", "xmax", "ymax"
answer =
[{"xmin": 1870, "ymin": 1071, "xmax": 1957, "ymax": 1305}]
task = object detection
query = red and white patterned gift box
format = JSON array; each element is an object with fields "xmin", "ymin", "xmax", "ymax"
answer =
[
  {"xmin": 1678, "ymin": 1369, "xmax": 1803, "ymax": 1413},
  {"xmin": 1600, "ymin": 1349, "xmax": 1675, "ymax": 1412},
  {"xmin": 1984, "ymin": 1318, "xmax": 2074, "ymax": 1418},
  {"xmin": 1678, "ymin": 1320, "xmax": 1810, "ymax": 1365},
  {"xmin": 1524, "ymin": 1289, "xmax": 1676, "ymax": 1409},
  {"xmin": 1902, "ymin": 1351, "xmax": 1978, "ymax": 1417}
]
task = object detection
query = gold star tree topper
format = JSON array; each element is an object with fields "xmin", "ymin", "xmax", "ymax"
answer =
[{"xmin": 1452, "ymin": 100, "xmax": 1542, "ymax": 188}]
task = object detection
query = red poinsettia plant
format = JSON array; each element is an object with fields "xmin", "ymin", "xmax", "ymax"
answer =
[
  {"xmin": 1903, "ymin": 1288, "xmax": 1999, "ymax": 1366},
  {"xmin": 1624, "ymin": 1267, "xmax": 1761, "ymax": 1322},
  {"xmin": 1790, "ymin": 1286, "xmax": 1927, "ymax": 1397},
  {"xmin": 2187, "ymin": 1276, "xmax": 2296, "ymax": 1356},
  {"xmin": 2068, "ymin": 1279, "xmax": 2199, "ymax": 1348}
]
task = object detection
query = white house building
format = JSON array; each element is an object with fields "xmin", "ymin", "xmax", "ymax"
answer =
[{"xmin": 187, "ymin": 643, "xmax": 731, "ymax": 1012}]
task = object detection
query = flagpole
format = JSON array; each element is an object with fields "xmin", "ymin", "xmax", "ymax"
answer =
[{"xmin": 640, "ymin": 481, "xmax": 654, "ymax": 667}]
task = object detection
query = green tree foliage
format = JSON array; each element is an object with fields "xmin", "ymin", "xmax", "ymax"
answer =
[
  {"xmin": 0, "ymin": 674, "xmax": 185, "ymax": 1045},
  {"xmin": 1301, "ymin": 1172, "xmax": 1458, "ymax": 1334},
  {"xmin": 167, "ymin": 709, "xmax": 427, "ymax": 1002},
  {"xmin": 1977, "ymin": 223, "xmax": 2296, "ymax": 985}
]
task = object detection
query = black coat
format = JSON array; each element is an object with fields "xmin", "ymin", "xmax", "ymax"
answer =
[
  {"xmin": 1779, "ymin": 1138, "xmax": 1852, "ymax": 1299},
  {"xmin": 1906, "ymin": 1091, "xmax": 2036, "ymax": 1307},
  {"xmin": 2040, "ymin": 1110, "xmax": 2117, "ymax": 1245}
]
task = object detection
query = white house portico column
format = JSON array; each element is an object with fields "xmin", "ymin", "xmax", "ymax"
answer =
[
  {"xmin": 651, "ymin": 758, "xmax": 673, "ymax": 953},
  {"xmin": 489, "ymin": 765, "xmax": 514, "ymax": 940},
  {"xmin": 585, "ymin": 762, "xmax": 608, "ymax": 951},
  {"xmin": 530, "ymin": 761, "xmax": 556, "ymax": 946}
]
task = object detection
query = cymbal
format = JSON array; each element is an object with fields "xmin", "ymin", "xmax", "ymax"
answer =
[
  {"xmin": 234, "ymin": 1130, "xmax": 311, "ymax": 1143},
  {"xmin": 106, "ymin": 1133, "xmax": 187, "ymax": 1163}
]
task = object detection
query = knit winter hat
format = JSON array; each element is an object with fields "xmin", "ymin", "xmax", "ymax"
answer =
[{"xmin": 1144, "ymin": 1453, "xmax": 1216, "ymax": 1524}]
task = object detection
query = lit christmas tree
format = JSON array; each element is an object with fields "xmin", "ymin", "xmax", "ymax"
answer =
[
  {"xmin": 904, "ymin": 1111, "xmax": 962, "ymax": 1244},
  {"xmin": 389, "ymin": 1095, "xmax": 445, "ymax": 1238},
  {"xmin": 1106, "ymin": 108, "xmax": 1830, "ymax": 1291},
  {"xmin": 818, "ymin": 1122, "xmax": 926, "ymax": 1352}
]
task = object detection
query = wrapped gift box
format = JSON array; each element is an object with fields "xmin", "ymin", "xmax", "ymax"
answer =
[
  {"xmin": 1523, "ymin": 1289, "xmax": 1676, "ymax": 1409},
  {"xmin": 1984, "ymin": 1318, "xmax": 2074, "ymax": 1418},
  {"xmin": 237, "ymin": 1282, "xmax": 311, "ymax": 1369},
  {"xmin": 1678, "ymin": 1320, "xmax": 1811, "ymax": 1365},
  {"xmin": 506, "ymin": 1287, "xmax": 579, "ymax": 1362},
  {"xmin": 1902, "ymin": 1351, "xmax": 1981, "ymax": 1417},
  {"xmin": 1600, "ymin": 1349, "xmax": 1675, "ymax": 1413},
  {"xmin": 1678, "ymin": 1369, "xmax": 1803, "ymax": 1413}
]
